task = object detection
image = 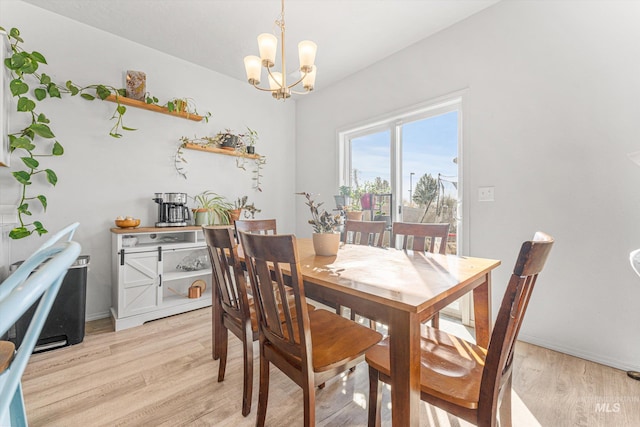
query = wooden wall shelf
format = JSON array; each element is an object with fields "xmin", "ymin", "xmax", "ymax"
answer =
[
  {"xmin": 105, "ymin": 95, "xmax": 204, "ymax": 122},
  {"xmin": 183, "ymin": 143, "xmax": 260, "ymax": 159}
]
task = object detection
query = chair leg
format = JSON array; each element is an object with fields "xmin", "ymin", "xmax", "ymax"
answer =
[
  {"xmin": 303, "ymin": 379, "xmax": 316, "ymax": 427},
  {"xmin": 431, "ymin": 313, "xmax": 440, "ymax": 329},
  {"xmin": 212, "ymin": 297, "xmax": 223, "ymax": 360},
  {"xmin": 368, "ymin": 366, "xmax": 382, "ymax": 427},
  {"xmin": 241, "ymin": 334, "xmax": 254, "ymax": 417},
  {"xmin": 256, "ymin": 353, "xmax": 270, "ymax": 427},
  {"xmin": 4, "ymin": 382, "xmax": 28, "ymax": 427},
  {"xmin": 499, "ymin": 375, "xmax": 513, "ymax": 427},
  {"xmin": 217, "ymin": 327, "xmax": 228, "ymax": 382}
]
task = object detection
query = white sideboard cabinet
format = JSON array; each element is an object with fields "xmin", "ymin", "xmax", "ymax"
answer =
[{"xmin": 110, "ymin": 226, "xmax": 212, "ymax": 331}]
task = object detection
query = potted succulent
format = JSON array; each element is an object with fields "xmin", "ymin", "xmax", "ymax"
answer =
[
  {"xmin": 298, "ymin": 192, "xmax": 341, "ymax": 256},
  {"xmin": 192, "ymin": 191, "xmax": 233, "ymax": 225}
]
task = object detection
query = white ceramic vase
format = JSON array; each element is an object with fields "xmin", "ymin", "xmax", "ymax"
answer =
[{"xmin": 312, "ymin": 232, "xmax": 340, "ymax": 256}]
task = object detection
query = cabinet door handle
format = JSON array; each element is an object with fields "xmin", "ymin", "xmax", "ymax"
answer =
[
  {"xmin": 158, "ymin": 246, "xmax": 162, "ymax": 261},
  {"xmin": 159, "ymin": 274, "xmax": 162, "ymax": 287},
  {"xmin": 120, "ymin": 249, "xmax": 125, "ymax": 266}
]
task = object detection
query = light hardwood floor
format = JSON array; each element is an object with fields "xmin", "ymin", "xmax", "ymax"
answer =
[{"xmin": 21, "ymin": 308, "xmax": 640, "ymax": 426}]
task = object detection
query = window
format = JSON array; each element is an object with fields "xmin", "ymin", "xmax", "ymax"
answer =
[{"xmin": 339, "ymin": 93, "xmax": 466, "ymax": 320}]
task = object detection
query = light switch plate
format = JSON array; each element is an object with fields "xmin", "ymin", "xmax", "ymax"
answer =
[{"xmin": 478, "ymin": 187, "xmax": 495, "ymax": 202}]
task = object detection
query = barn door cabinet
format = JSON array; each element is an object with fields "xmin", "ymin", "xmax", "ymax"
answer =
[{"xmin": 110, "ymin": 226, "xmax": 212, "ymax": 331}]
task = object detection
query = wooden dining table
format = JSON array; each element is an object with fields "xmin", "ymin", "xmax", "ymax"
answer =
[{"xmin": 222, "ymin": 237, "xmax": 501, "ymax": 426}]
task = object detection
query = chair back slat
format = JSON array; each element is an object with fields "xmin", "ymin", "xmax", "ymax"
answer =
[
  {"xmin": 478, "ymin": 232, "xmax": 554, "ymax": 421},
  {"xmin": 343, "ymin": 220, "xmax": 386, "ymax": 247},
  {"xmin": 392, "ymin": 222, "xmax": 450, "ymax": 254},
  {"xmin": 239, "ymin": 232, "xmax": 310, "ymax": 362}
]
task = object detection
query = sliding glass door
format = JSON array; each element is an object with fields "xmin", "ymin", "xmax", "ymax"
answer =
[{"xmin": 339, "ymin": 95, "xmax": 464, "ymax": 319}]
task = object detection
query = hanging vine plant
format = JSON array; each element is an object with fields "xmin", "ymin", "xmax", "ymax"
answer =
[
  {"xmin": 1, "ymin": 26, "xmax": 211, "ymax": 239},
  {"xmin": 176, "ymin": 128, "xmax": 266, "ymax": 192}
]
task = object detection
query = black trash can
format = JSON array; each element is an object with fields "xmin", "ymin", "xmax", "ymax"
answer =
[{"xmin": 4, "ymin": 255, "xmax": 89, "ymax": 353}]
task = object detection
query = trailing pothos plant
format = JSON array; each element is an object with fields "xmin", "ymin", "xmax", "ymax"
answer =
[
  {"xmin": 1, "ymin": 27, "xmax": 137, "ymax": 239},
  {"xmin": 1, "ymin": 26, "xmax": 211, "ymax": 239}
]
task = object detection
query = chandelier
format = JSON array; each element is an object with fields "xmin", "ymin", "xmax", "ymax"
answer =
[{"xmin": 243, "ymin": 0, "xmax": 317, "ymax": 100}]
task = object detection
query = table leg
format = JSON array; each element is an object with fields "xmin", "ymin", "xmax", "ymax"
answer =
[
  {"xmin": 472, "ymin": 272, "xmax": 492, "ymax": 348},
  {"xmin": 388, "ymin": 309, "xmax": 421, "ymax": 426}
]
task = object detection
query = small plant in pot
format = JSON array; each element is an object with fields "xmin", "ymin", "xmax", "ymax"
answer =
[
  {"xmin": 230, "ymin": 196, "xmax": 261, "ymax": 221},
  {"xmin": 217, "ymin": 130, "xmax": 239, "ymax": 151},
  {"xmin": 192, "ymin": 191, "xmax": 233, "ymax": 225},
  {"xmin": 297, "ymin": 192, "xmax": 342, "ymax": 256},
  {"xmin": 337, "ymin": 186, "xmax": 363, "ymax": 221},
  {"xmin": 241, "ymin": 127, "xmax": 259, "ymax": 154}
]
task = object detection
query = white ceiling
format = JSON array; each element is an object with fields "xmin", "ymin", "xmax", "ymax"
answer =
[{"xmin": 22, "ymin": 0, "xmax": 500, "ymax": 91}]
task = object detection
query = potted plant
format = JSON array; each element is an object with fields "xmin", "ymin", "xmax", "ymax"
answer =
[
  {"xmin": 230, "ymin": 196, "xmax": 251, "ymax": 222},
  {"xmin": 337, "ymin": 186, "xmax": 363, "ymax": 221},
  {"xmin": 297, "ymin": 192, "xmax": 341, "ymax": 256},
  {"xmin": 241, "ymin": 127, "xmax": 259, "ymax": 154},
  {"xmin": 192, "ymin": 191, "xmax": 233, "ymax": 225},
  {"xmin": 217, "ymin": 127, "xmax": 259, "ymax": 153},
  {"xmin": 216, "ymin": 130, "xmax": 239, "ymax": 151}
]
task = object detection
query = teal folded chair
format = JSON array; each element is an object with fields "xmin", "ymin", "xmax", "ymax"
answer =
[{"xmin": 0, "ymin": 223, "xmax": 81, "ymax": 426}]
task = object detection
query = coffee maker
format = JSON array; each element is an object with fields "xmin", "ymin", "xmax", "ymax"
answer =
[{"xmin": 153, "ymin": 193, "xmax": 191, "ymax": 227}]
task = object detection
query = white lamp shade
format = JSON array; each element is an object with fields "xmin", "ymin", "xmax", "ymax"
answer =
[
  {"xmin": 258, "ymin": 33, "xmax": 277, "ymax": 67},
  {"xmin": 244, "ymin": 55, "xmax": 262, "ymax": 84},
  {"xmin": 268, "ymin": 72, "xmax": 283, "ymax": 90},
  {"xmin": 298, "ymin": 40, "xmax": 317, "ymax": 71},
  {"xmin": 302, "ymin": 65, "xmax": 317, "ymax": 90}
]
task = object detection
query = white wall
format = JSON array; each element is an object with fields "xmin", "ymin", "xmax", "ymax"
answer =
[
  {"xmin": 295, "ymin": 0, "xmax": 640, "ymax": 371},
  {"xmin": 0, "ymin": 1, "xmax": 296, "ymax": 320}
]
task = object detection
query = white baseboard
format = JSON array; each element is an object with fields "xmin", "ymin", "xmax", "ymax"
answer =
[
  {"xmin": 86, "ymin": 311, "xmax": 111, "ymax": 322},
  {"xmin": 519, "ymin": 333, "xmax": 640, "ymax": 373}
]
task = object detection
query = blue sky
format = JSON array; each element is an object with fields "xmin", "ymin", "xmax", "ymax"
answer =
[{"xmin": 351, "ymin": 111, "xmax": 458, "ymax": 203}]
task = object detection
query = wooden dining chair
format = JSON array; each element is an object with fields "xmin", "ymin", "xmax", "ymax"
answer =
[
  {"xmin": 1, "ymin": 223, "xmax": 81, "ymax": 426},
  {"xmin": 204, "ymin": 225, "xmax": 318, "ymax": 415},
  {"xmin": 392, "ymin": 222, "xmax": 450, "ymax": 254},
  {"xmin": 238, "ymin": 232, "xmax": 383, "ymax": 427},
  {"xmin": 234, "ymin": 219, "xmax": 277, "ymax": 236},
  {"xmin": 391, "ymin": 222, "xmax": 450, "ymax": 328},
  {"xmin": 203, "ymin": 226, "xmax": 256, "ymax": 416},
  {"xmin": 366, "ymin": 231, "xmax": 554, "ymax": 427},
  {"xmin": 343, "ymin": 220, "xmax": 386, "ymax": 247}
]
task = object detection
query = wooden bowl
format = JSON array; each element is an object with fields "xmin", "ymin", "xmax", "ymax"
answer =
[{"xmin": 115, "ymin": 218, "xmax": 141, "ymax": 228}]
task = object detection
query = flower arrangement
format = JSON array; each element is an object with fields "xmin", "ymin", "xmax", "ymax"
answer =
[{"xmin": 297, "ymin": 192, "xmax": 341, "ymax": 233}]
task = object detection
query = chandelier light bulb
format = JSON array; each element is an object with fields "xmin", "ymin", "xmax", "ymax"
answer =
[
  {"xmin": 244, "ymin": 55, "xmax": 262, "ymax": 85},
  {"xmin": 268, "ymin": 72, "xmax": 284, "ymax": 90},
  {"xmin": 257, "ymin": 33, "xmax": 277, "ymax": 68},
  {"xmin": 302, "ymin": 65, "xmax": 317, "ymax": 91},
  {"xmin": 298, "ymin": 41, "xmax": 317, "ymax": 72}
]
